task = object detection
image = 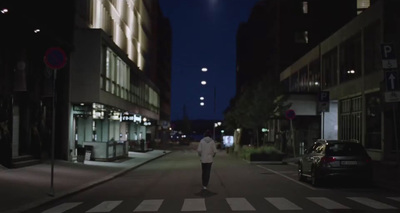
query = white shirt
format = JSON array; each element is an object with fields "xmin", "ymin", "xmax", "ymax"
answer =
[{"xmin": 197, "ymin": 136, "xmax": 217, "ymax": 163}]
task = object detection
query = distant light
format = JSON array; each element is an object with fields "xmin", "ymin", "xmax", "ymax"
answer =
[
  {"xmin": 80, "ymin": 103, "xmax": 85, "ymax": 106},
  {"xmin": 201, "ymin": 81, "xmax": 207, "ymax": 85},
  {"xmin": 347, "ymin": 70, "xmax": 355, "ymax": 74},
  {"xmin": 34, "ymin": 29, "xmax": 40, "ymax": 33},
  {"xmin": 315, "ymin": 81, "xmax": 319, "ymax": 86},
  {"xmin": 1, "ymin": 8, "xmax": 8, "ymax": 14},
  {"xmin": 200, "ymin": 102, "xmax": 205, "ymax": 106},
  {"xmin": 200, "ymin": 97, "xmax": 204, "ymax": 100},
  {"xmin": 201, "ymin": 68, "xmax": 208, "ymax": 72}
]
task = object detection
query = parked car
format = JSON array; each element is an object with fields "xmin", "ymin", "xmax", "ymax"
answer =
[{"xmin": 298, "ymin": 139, "xmax": 373, "ymax": 186}]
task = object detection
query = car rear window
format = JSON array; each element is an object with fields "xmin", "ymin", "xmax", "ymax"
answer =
[{"xmin": 325, "ymin": 143, "xmax": 367, "ymax": 156}]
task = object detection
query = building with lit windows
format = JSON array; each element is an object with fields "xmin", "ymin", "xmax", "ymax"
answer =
[
  {"xmin": 280, "ymin": 0, "xmax": 400, "ymax": 161},
  {"xmin": 0, "ymin": 0, "xmax": 171, "ymax": 167}
]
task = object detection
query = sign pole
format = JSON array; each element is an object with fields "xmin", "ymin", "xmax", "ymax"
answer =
[
  {"xmin": 290, "ymin": 119, "xmax": 295, "ymax": 157},
  {"xmin": 43, "ymin": 47, "xmax": 67, "ymax": 197},
  {"xmin": 322, "ymin": 111, "xmax": 325, "ymax": 139},
  {"xmin": 393, "ymin": 104, "xmax": 399, "ymax": 166},
  {"xmin": 49, "ymin": 69, "xmax": 57, "ymax": 197}
]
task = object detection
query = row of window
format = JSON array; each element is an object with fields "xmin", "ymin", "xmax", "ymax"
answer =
[
  {"xmin": 286, "ymin": 20, "xmax": 381, "ymax": 92},
  {"xmin": 101, "ymin": 48, "xmax": 159, "ymax": 113}
]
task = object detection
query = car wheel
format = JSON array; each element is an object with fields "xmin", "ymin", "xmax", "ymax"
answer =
[
  {"xmin": 298, "ymin": 163, "xmax": 305, "ymax": 181},
  {"xmin": 311, "ymin": 169, "xmax": 320, "ymax": 186}
]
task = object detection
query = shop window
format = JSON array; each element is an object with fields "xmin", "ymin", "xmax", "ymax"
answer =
[
  {"xmin": 340, "ymin": 96, "xmax": 362, "ymax": 143},
  {"xmin": 365, "ymin": 92, "xmax": 381, "ymax": 149}
]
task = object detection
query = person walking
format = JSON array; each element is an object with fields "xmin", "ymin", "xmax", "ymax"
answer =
[{"xmin": 197, "ymin": 130, "xmax": 217, "ymax": 190}]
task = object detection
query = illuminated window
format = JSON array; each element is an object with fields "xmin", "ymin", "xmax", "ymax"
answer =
[
  {"xmin": 302, "ymin": 1, "xmax": 308, "ymax": 14},
  {"xmin": 357, "ymin": 0, "xmax": 370, "ymax": 14}
]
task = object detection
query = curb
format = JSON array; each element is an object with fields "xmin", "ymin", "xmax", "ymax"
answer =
[{"xmin": 7, "ymin": 151, "xmax": 171, "ymax": 213}]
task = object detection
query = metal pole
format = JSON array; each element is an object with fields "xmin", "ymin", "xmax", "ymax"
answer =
[
  {"xmin": 290, "ymin": 119, "xmax": 295, "ymax": 157},
  {"xmin": 393, "ymin": 104, "xmax": 399, "ymax": 166},
  {"xmin": 49, "ymin": 69, "xmax": 57, "ymax": 197},
  {"xmin": 322, "ymin": 111, "xmax": 325, "ymax": 139}
]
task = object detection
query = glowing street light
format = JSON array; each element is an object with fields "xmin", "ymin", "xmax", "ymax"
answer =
[
  {"xmin": 201, "ymin": 80, "xmax": 207, "ymax": 85},
  {"xmin": 1, "ymin": 8, "xmax": 8, "ymax": 14},
  {"xmin": 201, "ymin": 67, "xmax": 208, "ymax": 72},
  {"xmin": 200, "ymin": 102, "xmax": 205, "ymax": 106},
  {"xmin": 200, "ymin": 97, "xmax": 204, "ymax": 100}
]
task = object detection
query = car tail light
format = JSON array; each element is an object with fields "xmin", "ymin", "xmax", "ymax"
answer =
[{"xmin": 321, "ymin": 156, "xmax": 336, "ymax": 163}]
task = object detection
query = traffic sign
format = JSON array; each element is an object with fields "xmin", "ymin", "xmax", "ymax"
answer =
[
  {"xmin": 381, "ymin": 44, "xmax": 398, "ymax": 69},
  {"xmin": 285, "ymin": 109, "xmax": 296, "ymax": 120},
  {"xmin": 44, "ymin": 47, "xmax": 67, "ymax": 69},
  {"xmin": 318, "ymin": 91, "xmax": 330, "ymax": 102},
  {"xmin": 385, "ymin": 71, "xmax": 399, "ymax": 91}
]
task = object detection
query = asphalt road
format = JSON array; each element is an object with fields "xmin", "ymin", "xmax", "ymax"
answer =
[{"xmin": 29, "ymin": 144, "xmax": 400, "ymax": 212}]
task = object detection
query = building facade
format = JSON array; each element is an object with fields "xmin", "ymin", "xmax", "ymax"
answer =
[
  {"xmin": 0, "ymin": 0, "xmax": 171, "ymax": 167},
  {"xmin": 280, "ymin": 0, "xmax": 400, "ymax": 161}
]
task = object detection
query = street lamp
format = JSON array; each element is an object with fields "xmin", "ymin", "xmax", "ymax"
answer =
[{"xmin": 213, "ymin": 121, "xmax": 221, "ymax": 140}]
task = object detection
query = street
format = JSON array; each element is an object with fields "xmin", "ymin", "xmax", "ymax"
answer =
[{"xmin": 28, "ymin": 144, "xmax": 400, "ymax": 212}]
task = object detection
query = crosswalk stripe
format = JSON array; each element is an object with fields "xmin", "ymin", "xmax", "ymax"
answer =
[
  {"xmin": 133, "ymin": 199, "xmax": 163, "ymax": 212},
  {"xmin": 181, "ymin": 198, "xmax": 206, "ymax": 211},
  {"xmin": 42, "ymin": 202, "xmax": 82, "ymax": 213},
  {"xmin": 226, "ymin": 198, "xmax": 256, "ymax": 211},
  {"xmin": 388, "ymin": 197, "xmax": 400, "ymax": 202},
  {"xmin": 347, "ymin": 197, "xmax": 397, "ymax": 209},
  {"xmin": 86, "ymin": 201, "xmax": 122, "ymax": 212},
  {"xmin": 307, "ymin": 197, "xmax": 350, "ymax": 209},
  {"xmin": 265, "ymin": 197, "xmax": 302, "ymax": 210}
]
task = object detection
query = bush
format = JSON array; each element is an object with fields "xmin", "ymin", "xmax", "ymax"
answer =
[{"xmin": 239, "ymin": 145, "xmax": 284, "ymax": 161}]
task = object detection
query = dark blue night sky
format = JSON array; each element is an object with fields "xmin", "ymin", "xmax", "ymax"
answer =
[{"xmin": 159, "ymin": 0, "xmax": 259, "ymax": 121}]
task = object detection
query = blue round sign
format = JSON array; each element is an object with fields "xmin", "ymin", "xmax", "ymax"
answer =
[{"xmin": 44, "ymin": 47, "xmax": 67, "ymax": 69}]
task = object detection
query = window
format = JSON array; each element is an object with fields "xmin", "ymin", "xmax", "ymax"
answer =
[
  {"xmin": 302, "ymin": 1, "xmax": 308, "ymax": 14},
  {"xmin": 340, "ymin": 96, "xmax": 362, "ymax": 143},
  {"xmin": 322, "ymin": 48, "xmax": 338, "ymax": 88},
  {"xmin": 364, "ymin": 21, "xmax": 381, "ymax": 75},
  {"xmin": 339, "ymin": 33, "xmax": 362, "ymax": 83},
  {"xmin": 295, "ymin": 31, "xmax": 309, "ymax": 44}
]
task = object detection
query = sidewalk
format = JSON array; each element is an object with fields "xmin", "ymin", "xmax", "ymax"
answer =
[
  {"xmin": 283, "ymin": 157, "xmax": 400, "ymax": 192},
  {"xmin": 0, "ymin": 150, "xmax": 170, "ymax": 213}
]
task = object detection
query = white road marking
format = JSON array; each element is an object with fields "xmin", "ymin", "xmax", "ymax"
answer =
[
  {"xmin": 226, "ymin": 198, "xmax": 255, "ymax": 211},
  {"xmin": 348, "ymin": 197, "xmax": 397, "ymax": 209},
  {"xmin": 308, "ymin": 197, "xmax": 350, "ymax": 209},
  {"xmin": 86, "ymin": 200, "xmax": 122, "ymax": 212},
  {"xmin": 265, "ymin": 197, "xmax": 302, "ymax": 210},
  {"xmin": 181, "ymin": 198, "xmax": 206, "ymax": 211},
  {"xmin": 388, "ymin": 197, "xmax": 400, "ymax": 202},
  {"xmin": 42, "ymin": 202, "xmax": 82, "ymax": 213},
  {"xmin": 133, "ymin": 199, "xmax": 163, "ymax": 212},
  {"xmin": 257, "ymin": 165, "xmax": 319, "ymax": 190}
]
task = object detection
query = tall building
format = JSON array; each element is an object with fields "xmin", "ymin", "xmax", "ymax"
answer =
[
  {"xmin": 0, "ymin": 0, "xmax": 171, "ymax": 167},
  {"xmin": 236, "ymin": 0, "xmax": 362, "ymax": 94}
]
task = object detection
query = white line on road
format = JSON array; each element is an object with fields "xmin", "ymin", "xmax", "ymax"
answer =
[
  {"xmin": 347, "ymin": 197, "xmax": 397, "ymax": 209},
  {"xmin": 226, "ymin": 198, "xmax": 256, "ymax": 211},
  {"xmin": 265, "ymin": 197, "xmax": 302, "ymax": 210},
  {"xmin": 133, "ymin": 199, "xmax": 163, "ymax": 212},
  {"xmin": 42, "ymin": 202, "xmax": 82, "ymax": 213},
  {"xmin": 256, "ymin": 165, "xmax": 319, "ymax": 190},
  {"xmin": 181, "ymin": 198, "xmax": 206, "ymax": 211},
  {"xmin": 308, "ymin": 197, "xmax": 350, "ymax": 209},
  {"xmin": 86, "ymin": 200, "xmax": 122, "ymax": 212}
]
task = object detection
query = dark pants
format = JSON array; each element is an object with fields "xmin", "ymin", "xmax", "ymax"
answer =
[{"xmin": 201, "ymin": 163, "xmax": 212, "ymax": 187}]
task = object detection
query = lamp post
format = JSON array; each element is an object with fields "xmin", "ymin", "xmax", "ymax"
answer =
[{"xmin": 213, "ymin": 121, "xmax": 221, "ymax": 140}]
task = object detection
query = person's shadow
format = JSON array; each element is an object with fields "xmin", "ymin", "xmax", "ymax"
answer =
[{"xmin": 194, "ymin": 189, "xmax": 218, "ymax": 197}]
